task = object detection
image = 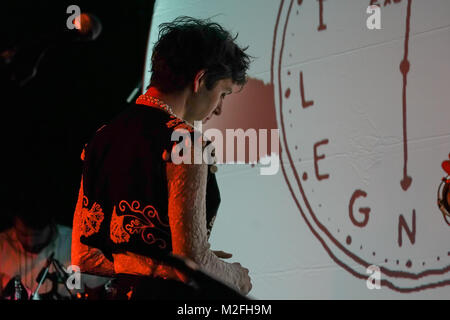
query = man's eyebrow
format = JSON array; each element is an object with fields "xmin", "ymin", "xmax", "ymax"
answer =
[{"xmin": 226, "ymin": 88, "xmax": 233, "ymax": 94}]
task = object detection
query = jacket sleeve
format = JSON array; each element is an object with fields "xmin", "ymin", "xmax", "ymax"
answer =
[
  {"xmin": 71, "ymin": 174, "xmax": 115, "ymax": 277},
  {"xmin": 165, "ymin": 152, "xmax": 247, "ymax": 293}
]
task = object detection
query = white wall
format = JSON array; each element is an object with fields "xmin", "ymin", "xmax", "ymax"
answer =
[{"xmin": 143, "ymin": 0, "xmax": 450, "ymax": 299}]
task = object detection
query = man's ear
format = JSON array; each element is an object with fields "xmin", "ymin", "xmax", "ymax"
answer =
[{"xmin": 193, "ymin": 69, "xmax": 207, "ymax": 93}]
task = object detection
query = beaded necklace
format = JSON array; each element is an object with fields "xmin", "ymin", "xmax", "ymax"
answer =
[{"xmin": 137, "ymin": 94, "xmax": 196, "ymax": 129}]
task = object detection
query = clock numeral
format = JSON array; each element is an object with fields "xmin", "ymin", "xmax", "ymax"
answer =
[
  {"xmin": 317, "ymin": 0, "xmax": 327, "ymax": 31},
  {"xmin": 398, "ymin": 209, "xmax": 416, "ymax": 247},
  {"xmin": 349, "ymin": 190, "xmax": 371, "ymax": 227},
  {"xmin": 300, "ymin": 72, "xmax": 314, "ymax": 109},
  {"xmin": 297, "ymin": 0, "xmax": 327, "ymax": 31},
  {"xmin": 313, "ymin": 139, "xmax": 329, "ymax": 181}
]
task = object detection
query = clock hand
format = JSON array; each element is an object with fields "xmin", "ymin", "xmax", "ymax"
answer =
[{"xmin": 400, "ymin": 0, "xmax": 413, "ymax": 191}]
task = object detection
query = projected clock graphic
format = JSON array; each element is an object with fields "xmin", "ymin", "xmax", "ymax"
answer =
[{"xmin": 272, "ymin": 0, "xmax": 450, "ymax": 292}]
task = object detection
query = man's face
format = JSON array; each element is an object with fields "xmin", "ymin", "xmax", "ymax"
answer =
[
  {"xmin": 188, "ymin": 77, "xmax": 239, "ymax": 123},
  {"xmin": 13, "ymin": 218, "xmax": 51, "ymax": 254}
]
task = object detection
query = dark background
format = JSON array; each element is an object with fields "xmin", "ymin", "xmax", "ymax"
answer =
[{"xmin": 0, "ymin": 0, "xmax": 156, "ymax": 230}]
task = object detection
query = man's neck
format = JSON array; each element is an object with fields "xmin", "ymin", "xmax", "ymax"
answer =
[{"xmin": 144, "ymin": 87, "xmax": 191, "ymax": 122}]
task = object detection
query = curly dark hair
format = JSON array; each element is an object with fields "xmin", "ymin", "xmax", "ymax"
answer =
[{"xmin": 149, "ymin": 16, "xmax": 251, "ymax": 93}]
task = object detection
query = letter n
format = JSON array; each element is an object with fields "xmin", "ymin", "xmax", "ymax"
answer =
[{"xmin": 398, "ymin": 210, "xmax": 416, "ymax": 247}]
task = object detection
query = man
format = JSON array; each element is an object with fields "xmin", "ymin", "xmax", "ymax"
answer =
[
  {"xmin": 0, "ymin": 210, "xmax": 109, "ymax": 299},
  {"xmin": 72, "ymin": 16, "xmax": 253, "ymax": 299}
]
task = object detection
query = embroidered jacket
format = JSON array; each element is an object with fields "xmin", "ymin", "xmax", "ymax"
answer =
[{"xmin": 73, "ymin": 102, "xmax": 221, "ymax": 262}]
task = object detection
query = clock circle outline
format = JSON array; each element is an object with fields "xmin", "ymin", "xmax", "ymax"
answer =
[{"xmin": 272, "ymin": 0, "xmax": 450, "ymax": 292}]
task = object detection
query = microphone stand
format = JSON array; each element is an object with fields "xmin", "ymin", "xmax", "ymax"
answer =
[
  {"xmin": 31, "ymin": 252, "xmax": 73, "ymax": 300},
  {"xmin": 31, "ymin": 252, "xmax": 54, "ymax": 300},
  {"xmin": 52, "ymin": 257, "xmax": 73, "ymax": 297}
]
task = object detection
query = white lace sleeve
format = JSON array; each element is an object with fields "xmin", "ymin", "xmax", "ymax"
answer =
[{"xmin": 165, "ymin": 160, "xmax": 246, "ymax": 293}]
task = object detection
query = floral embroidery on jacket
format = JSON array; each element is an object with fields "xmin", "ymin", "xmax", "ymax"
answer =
[
  {"xmin": 109, "ymin": 200, "xmax": 170, "ymax": 249},
  {"xmin": 80, "ymin": 196, "xmax": 104, "ymax": 238},
  {"xmin": 110, "ymin": 206, "xmax": 130, "ymax": 244}
]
